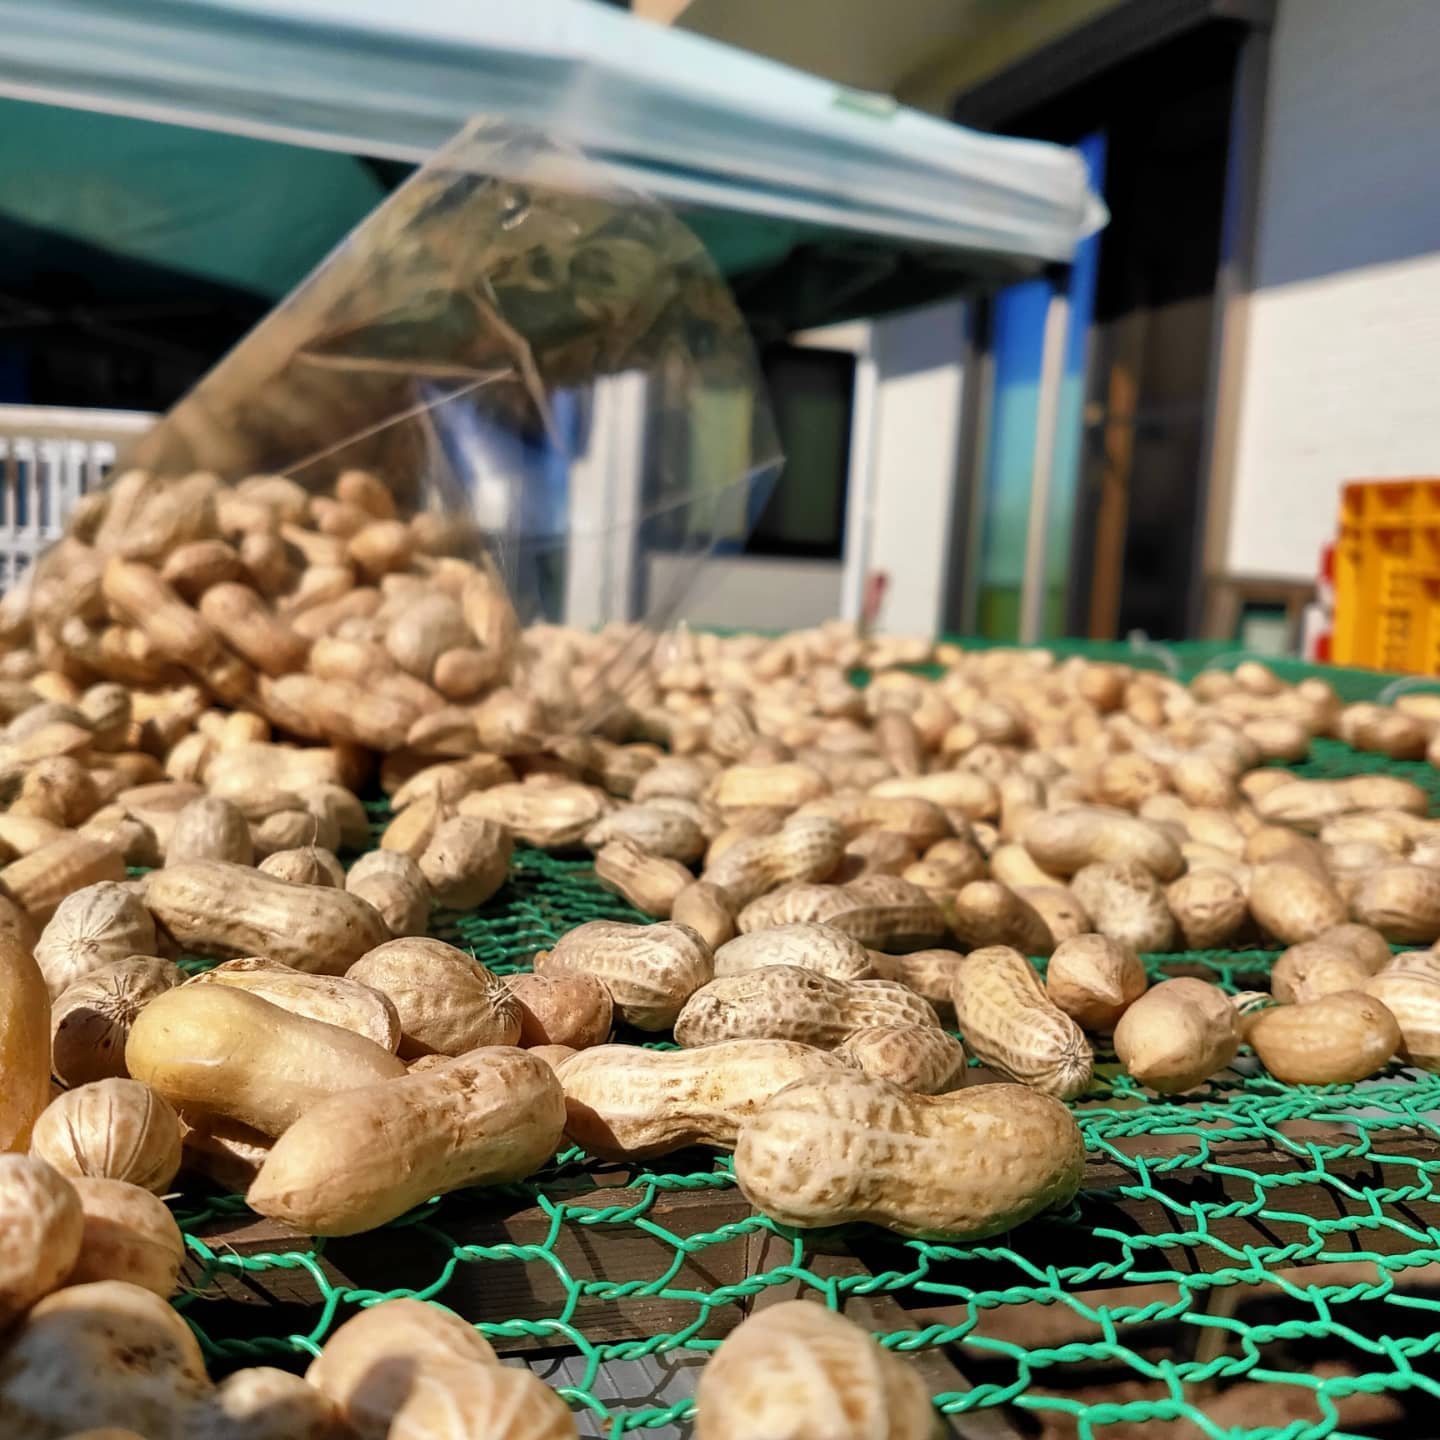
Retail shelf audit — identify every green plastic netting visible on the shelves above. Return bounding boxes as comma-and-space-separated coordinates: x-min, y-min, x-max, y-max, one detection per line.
164, 653, 1440, 1438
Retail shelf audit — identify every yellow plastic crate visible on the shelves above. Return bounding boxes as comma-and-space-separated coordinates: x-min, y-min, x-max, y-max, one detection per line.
1332, 478, 1440, 673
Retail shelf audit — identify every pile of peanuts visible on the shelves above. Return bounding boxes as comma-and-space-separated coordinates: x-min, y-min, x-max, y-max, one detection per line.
3, 465, 1440, 1433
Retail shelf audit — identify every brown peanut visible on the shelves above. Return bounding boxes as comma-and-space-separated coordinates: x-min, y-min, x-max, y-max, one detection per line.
1045, 933, 1147, 1031
1113, 977, 1240, 1092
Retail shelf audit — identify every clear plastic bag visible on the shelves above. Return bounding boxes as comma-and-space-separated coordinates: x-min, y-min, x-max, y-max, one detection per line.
26, 118, 781, 730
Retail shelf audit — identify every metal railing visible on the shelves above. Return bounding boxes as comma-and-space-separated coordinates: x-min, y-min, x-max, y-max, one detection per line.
0, 406, 154, 589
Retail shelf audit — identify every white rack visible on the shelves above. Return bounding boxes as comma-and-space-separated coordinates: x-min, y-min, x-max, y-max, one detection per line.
0, 406, 154, 589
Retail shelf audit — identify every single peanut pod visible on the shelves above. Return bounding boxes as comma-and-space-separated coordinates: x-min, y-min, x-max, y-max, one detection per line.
1363, 970, 1440, 1069
259, 846, 347, 887
186, 1365, 347, 1440
1167, 867, 1249, 949
505, 971, 613, 1050
734, 1072, 1084, 1239
1353, 863, 1440, 943
1113, 977, 1240, 1092
554, 1039, 854, 1160
0, 1155, 83, 1325
710, 763, 830, 813
199, 582, 310, 677
1045, 933, 1147, 1031
1015, 883, 1091, 947
33, 880, 157, 1001
67, 1176, 185, 1297
0, 936, 49, 1151
0, 1278, 210, 1435
29, 1078, 182, 1193
459, 780, 610, 849
144, 861, 390, 975
990, 842, 1062, 889
676, 966, 938, 1049
1068, 862, 1176, 954
1256, 775, 1428, 831
713, 922, 874, 982
1249, 860, 1348, 944
345, 849, 430, 937
247, 1047, 565, 1235
166, 795, 254, 867
50, 957, 182, 1087
949, 880, 1054, 956
671, 881, 737, 951
126, 985, 405, 1137
1249, 991, 1400, 1085
189, 957, 402, 1051
594, 838, 692, 918
836, 1025, 968, 1094
348, 937, 519, 1058
160, 538, 246, 600
0, 834, 126, 926
100, 557, 217, 667
534, 920, 713, 1031
694, 1299, 936, 1440
417, 814, 512, 909
738, 876, 948, 951
1022, 807, 1184, 880
951, 946, 1092, 1098
867, 948, 963, 1020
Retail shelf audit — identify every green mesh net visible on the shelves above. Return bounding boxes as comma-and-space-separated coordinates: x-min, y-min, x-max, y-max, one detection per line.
165, 655, 1440, 1438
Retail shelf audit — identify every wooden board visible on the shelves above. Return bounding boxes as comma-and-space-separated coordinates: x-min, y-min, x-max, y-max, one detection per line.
183, 1123, 1440, 1359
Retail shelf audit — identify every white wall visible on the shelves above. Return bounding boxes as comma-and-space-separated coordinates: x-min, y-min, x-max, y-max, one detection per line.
862, 301, 967, 634
650, 554, 842, 630
1227, 0, 1440, 580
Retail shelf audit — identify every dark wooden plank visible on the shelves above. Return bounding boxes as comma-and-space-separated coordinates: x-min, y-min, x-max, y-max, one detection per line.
182, 1120, 1440, 1360
183, 1165, 756, 1358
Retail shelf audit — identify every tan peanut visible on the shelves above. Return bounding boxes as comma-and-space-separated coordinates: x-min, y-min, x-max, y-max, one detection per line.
951, 946, 1092, 1098
29, 1079, 182, 1193
836, 1025, 967, 1094
1271, 924, 1392, 1003
505, 972, 613, 1050
347, 937, 519, 1057
0, 937, 52, 1154
190, 957, 402, 1051
675, 966, 938, 1049
1353, 863, 1440, 943
869, 770, 999, 820
694, 1300, 935, 1440
534, 920, 713, 1030
126, 984, 405, 1137
1363, 970, 1440, 1070
1045, 934, 1147, 1031
0, 834, 126, 925
459, 780, 610, 848
1167, 867, 1249, 949
702, 815, 846, 908
585, 804, 707, 863
51, 957, 182, 1087
34, 881, 158, 1001
737, 876, 947, 950
1022, 807, 1184, 880
247, 1047, 566, 1235
1068, 862, 1176, 954
1249, 992, 1400, 1084
345, 849, 430, 936
734, 1072, 1084, 1238
1248, 861, 1348, 944
594, 838, 692, 917
555, 1040, 854, 1160
0, 1155, 83, 1325
1113, 978, 1240, 1092
1255, 775, 1428, 831
145, 861, 390, 974
670, 881, 737, 950
258, 845, 347, 887
416, 814, 512, 909
713, 922, 874, 982
868, 948, 964, 1020
166, 795, 254, 867
68, 1176, 185, 1298
949, 880, 1055, 955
